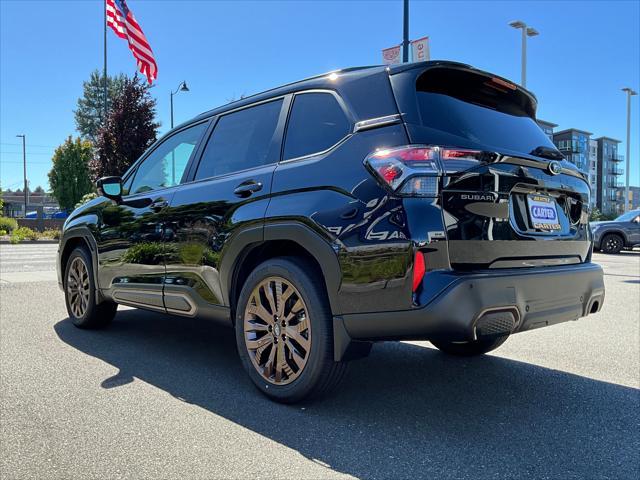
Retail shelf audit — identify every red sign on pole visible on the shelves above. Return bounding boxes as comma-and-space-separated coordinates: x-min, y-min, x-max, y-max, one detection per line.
382, 45, 402, 65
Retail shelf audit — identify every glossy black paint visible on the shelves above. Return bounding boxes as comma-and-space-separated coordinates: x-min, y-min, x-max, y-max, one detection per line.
58, 61, 601, 348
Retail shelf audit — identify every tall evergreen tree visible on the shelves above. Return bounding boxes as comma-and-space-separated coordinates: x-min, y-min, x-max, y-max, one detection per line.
48, 137, 95, 212
74, 70, 127, 144
91, 75, 159, 180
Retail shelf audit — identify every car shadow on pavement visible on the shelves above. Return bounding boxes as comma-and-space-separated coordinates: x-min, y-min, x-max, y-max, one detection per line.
54, 310, 639, 479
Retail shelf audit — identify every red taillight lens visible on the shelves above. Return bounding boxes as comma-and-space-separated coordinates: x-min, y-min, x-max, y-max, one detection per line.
440, 148, 484, 173
412, 251, 426, 292
365, 145, 493, 196
365, 146, 440, 195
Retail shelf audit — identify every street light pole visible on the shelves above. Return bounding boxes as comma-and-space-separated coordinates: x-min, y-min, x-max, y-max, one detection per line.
16, 134, 27, 217
170, 80, 189, 129
509, 21, 539, 88
622, 87, 637, 212
402, 0, 410, 63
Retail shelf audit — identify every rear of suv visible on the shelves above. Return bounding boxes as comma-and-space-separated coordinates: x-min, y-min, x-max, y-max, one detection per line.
58, 61, 605, 403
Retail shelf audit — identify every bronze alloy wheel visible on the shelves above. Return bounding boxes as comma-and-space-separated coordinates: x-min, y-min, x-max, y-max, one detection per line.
67, 256, 90, 319
243, 276, 311, 385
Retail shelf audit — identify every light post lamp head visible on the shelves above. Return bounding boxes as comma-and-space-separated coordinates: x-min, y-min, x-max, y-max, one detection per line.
509, 20, 526, 29
526, 27, 539, 37
179, 81, 189, 92
622, 87, 638, 96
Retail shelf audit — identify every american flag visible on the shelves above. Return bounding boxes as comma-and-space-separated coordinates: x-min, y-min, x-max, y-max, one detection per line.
106, 0, 158, 84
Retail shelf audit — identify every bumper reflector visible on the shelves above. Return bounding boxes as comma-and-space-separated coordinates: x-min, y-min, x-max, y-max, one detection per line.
412, 251, 426, 292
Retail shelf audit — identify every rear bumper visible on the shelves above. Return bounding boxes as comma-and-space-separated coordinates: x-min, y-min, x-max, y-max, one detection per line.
335, 262, 604, 354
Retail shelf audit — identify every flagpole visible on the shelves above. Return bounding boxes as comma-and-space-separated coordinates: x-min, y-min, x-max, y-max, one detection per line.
103, 0, 108, 122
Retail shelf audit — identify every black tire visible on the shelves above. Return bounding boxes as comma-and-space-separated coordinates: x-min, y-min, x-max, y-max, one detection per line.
64, 247, 117, 329
431, 335, 508, 357
600, 233, 624, 254
235, 257, 347, 403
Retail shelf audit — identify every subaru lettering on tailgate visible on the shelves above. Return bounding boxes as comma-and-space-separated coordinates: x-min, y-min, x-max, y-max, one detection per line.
528, 195, 561, 231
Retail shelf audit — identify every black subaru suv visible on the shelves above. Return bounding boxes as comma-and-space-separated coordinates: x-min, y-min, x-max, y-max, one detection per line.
58, 61, 605, 403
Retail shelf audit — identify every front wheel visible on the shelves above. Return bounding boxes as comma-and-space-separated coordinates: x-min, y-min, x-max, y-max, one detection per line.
431, 335, 508, 357
64, 247, 117, 329
600, 233, 624, 254
235, 257, 347, 403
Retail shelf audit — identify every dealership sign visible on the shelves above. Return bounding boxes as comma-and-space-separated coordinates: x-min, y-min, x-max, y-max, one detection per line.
382, 45, 401, 65
383, 36, 430, 65
411, 36, 430, 62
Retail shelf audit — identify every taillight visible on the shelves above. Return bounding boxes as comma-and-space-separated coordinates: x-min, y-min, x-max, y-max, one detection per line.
364, 145, 492, 196
365, 146, 439, 196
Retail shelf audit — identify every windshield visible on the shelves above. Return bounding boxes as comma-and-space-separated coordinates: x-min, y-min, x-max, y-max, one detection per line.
415, 68, 560, 157
615, 211, 640, 222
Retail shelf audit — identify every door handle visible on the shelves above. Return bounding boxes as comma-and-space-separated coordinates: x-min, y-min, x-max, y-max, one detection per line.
234, 181, 263, 198
149, 200, 169, 211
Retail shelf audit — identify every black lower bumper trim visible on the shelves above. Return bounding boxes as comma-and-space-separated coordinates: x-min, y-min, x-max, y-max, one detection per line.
340, 262, 604, 343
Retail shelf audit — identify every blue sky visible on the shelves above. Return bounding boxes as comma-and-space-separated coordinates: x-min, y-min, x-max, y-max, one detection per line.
1, 0, 639, 191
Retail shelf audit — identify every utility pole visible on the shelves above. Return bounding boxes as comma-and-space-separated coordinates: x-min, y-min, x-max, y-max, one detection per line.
104, 0, 108, 122
402, 0, 410, 63
16, 134, 27, 216
508, 21, 539, 88
622, 87, 637, 212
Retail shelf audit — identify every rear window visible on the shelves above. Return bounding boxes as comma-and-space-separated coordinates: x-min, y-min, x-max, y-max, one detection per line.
414, 68, 557, 156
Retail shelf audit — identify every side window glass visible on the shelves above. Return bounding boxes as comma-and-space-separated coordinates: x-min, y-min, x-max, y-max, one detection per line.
121, 172, 134, 196
129, 122, 207, 195
283, 92, 350, 160
195, 99, 283, 180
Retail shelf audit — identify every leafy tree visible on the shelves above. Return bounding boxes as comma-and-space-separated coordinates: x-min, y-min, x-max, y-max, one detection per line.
32, 185, 45, 194
74, 70, 127, 144
91, 75, 159, 180
48, 137, 95, 212
0, 183, 4, 212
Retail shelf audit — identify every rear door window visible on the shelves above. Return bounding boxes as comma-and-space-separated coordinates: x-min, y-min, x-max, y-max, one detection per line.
283, 92, 350, 160
195, 99, 283, 180
412, 68, 557, 156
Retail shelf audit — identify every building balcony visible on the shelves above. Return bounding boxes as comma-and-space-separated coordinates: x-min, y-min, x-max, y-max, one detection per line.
557, 144, 584, 154
609, 153, 624, 163
609, 166, 623, 176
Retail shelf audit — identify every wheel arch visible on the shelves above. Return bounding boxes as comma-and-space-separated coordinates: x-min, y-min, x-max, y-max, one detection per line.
601, 229, 628, 246
222, 222, 342, 322
59, 227, 104, 302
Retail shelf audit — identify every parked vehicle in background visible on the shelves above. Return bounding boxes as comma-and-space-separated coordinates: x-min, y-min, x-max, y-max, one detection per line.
591, 209, 640, 254
57, 61, 605, 403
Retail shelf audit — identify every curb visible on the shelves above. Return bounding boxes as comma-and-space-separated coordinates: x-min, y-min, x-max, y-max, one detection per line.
0, 239, 59, 245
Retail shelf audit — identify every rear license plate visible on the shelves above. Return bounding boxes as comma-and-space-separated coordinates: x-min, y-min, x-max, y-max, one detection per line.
527, 194, 561, 231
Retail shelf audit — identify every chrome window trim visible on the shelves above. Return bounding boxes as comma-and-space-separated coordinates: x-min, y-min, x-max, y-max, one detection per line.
280, 89, 354, 164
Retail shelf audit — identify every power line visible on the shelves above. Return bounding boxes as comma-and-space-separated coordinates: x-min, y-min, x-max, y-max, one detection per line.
0, 142, 56, 149
0, 151, 53, 156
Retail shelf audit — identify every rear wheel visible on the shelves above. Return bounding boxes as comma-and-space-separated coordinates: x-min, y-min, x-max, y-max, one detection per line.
431, 335, 508, 357
235, 257, 347, 403
600, 233, 624, 254
64, 247, 117, 329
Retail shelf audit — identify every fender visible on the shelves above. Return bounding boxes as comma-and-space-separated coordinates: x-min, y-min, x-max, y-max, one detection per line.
219, 221, 343, 315
59, 225, 106, 303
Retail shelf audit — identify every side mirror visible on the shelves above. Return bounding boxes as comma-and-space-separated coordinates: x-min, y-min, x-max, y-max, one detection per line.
97, 176, 123, 201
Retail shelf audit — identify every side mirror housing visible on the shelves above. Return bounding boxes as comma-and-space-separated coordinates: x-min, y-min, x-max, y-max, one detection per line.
97, 176, 123, 201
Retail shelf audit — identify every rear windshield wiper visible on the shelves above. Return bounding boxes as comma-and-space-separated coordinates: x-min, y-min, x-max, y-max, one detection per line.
529, 146, 564, 161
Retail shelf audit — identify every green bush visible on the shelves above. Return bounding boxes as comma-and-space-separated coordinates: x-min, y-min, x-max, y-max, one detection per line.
10, 226, 39, 243
75, 192, 99, 209
41, 228, 62, 240
0, 216, 18, 233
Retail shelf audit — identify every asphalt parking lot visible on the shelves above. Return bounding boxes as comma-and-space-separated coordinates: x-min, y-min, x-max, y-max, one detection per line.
1, 243, 638, 479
